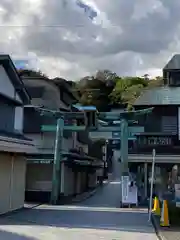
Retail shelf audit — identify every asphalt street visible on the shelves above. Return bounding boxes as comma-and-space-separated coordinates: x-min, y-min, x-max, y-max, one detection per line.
0, 177, 158, 240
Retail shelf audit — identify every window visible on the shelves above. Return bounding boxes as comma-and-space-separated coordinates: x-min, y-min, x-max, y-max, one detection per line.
0, 101, 15, 132
169, 71, 180, 86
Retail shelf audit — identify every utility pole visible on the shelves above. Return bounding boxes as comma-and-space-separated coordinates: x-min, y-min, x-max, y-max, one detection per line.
51, 118, 64, 205
120, 118, 129, 175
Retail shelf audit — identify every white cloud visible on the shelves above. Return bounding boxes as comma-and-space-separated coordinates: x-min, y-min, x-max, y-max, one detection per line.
0, 0, 180, 79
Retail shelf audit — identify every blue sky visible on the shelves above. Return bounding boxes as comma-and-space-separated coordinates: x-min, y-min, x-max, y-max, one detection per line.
13, 60, 30, 69
13, 53, 39, 70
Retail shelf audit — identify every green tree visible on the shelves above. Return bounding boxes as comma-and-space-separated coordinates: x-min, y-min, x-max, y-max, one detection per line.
122, 84, 144, 110
78, 76, 112, 111
77, 70, 117, 111
147, 76, 163, 88
109, 76, 148, 106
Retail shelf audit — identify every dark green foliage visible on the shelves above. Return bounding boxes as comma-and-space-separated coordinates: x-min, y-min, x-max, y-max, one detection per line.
18, 68, 164, 110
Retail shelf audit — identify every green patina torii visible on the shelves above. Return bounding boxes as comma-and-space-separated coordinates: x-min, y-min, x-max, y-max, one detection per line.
40, 106, 153, 204
119, 108, 153, 175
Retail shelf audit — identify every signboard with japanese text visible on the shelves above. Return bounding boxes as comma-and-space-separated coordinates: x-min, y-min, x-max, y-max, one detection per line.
27, 159, 53, 164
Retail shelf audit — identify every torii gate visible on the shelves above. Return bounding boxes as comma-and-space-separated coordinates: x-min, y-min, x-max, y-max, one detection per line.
41, 106, 153, 204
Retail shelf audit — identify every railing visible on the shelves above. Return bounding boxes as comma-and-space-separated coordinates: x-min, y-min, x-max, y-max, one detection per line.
129, 146, 180, 154
128, 133, 180, 154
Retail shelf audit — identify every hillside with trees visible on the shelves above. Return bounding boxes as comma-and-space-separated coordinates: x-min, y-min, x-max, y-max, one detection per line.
18, 68, 163, 110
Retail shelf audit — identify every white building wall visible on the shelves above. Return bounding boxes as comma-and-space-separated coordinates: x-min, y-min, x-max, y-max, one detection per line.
0, 153, 26, 214
22, 77, 69, 110
14, 107, 24, 133
25, 133, 74, 154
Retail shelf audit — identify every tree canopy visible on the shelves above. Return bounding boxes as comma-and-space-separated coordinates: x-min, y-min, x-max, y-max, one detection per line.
18, 68, 163, 110
76, 71, 163, 110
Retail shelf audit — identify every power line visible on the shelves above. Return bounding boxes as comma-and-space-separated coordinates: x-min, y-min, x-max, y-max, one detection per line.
0, 24, 91, 28
0, 24, 121, 28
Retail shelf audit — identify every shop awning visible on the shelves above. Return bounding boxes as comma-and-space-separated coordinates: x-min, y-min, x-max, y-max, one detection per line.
128, 154, 180, 163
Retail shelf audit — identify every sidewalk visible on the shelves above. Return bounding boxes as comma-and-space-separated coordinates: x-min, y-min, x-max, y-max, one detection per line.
152, 214, 180, 240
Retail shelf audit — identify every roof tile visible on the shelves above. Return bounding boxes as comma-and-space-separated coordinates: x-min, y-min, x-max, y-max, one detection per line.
134, 86, 180, 106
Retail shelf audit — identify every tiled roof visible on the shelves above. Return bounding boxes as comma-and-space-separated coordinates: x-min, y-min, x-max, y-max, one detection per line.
163, 54, 180, 70
0, 130, 32, 141
26, 86, 45, 98
134, 86, 180, 106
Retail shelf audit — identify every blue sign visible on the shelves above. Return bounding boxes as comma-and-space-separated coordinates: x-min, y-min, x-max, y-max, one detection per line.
112, 132, 120, 138
73, 104, 96, 111
111, 126, 144, 140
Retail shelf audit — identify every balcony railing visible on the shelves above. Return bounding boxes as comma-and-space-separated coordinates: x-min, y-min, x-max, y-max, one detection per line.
128, 133, 180, 154
129, 146, 180, 154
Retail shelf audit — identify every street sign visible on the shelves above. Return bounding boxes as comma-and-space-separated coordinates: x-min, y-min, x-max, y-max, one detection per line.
27, 159, 53, 164
73, 104, 97, 111
112, 126, 144, 139
112, 132, 120, 138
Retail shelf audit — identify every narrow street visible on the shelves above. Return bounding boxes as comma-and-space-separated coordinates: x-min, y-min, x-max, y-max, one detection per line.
0, 177, 158, 240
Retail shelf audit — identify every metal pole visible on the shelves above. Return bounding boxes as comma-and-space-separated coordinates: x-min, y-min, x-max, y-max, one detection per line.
120, 118, 129, 205
51, 118, 64, 205
120, 118, 129, 175
72, 119, 77, 148
148, 148, 156, 222
144, 162, 148, 199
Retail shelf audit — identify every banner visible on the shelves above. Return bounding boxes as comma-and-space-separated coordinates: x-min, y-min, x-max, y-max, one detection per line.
121, 176, 138, 205
121, 176, 129, 201
175, 183, 180, 207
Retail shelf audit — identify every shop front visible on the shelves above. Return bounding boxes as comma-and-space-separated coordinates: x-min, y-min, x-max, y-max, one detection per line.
128, 154, 180, 205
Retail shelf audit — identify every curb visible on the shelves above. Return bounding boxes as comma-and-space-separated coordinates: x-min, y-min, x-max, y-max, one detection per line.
151, 214, 166, 240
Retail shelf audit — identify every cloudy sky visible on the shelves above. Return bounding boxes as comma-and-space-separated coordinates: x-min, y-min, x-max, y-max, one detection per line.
0, 0, 180, 80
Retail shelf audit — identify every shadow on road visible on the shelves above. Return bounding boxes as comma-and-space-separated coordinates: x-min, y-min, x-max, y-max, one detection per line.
0, 229, 36, 240
0, 179, 155, 237
0, 206, 154, 234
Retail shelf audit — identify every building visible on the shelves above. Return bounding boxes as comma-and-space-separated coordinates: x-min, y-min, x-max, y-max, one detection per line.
130, 54, 180, 201
0, 55, 36, 214
23, 77, 104, 203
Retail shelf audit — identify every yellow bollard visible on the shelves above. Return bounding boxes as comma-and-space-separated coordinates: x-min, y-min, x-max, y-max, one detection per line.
160, 200, 170, 227
152, 196, 161, 216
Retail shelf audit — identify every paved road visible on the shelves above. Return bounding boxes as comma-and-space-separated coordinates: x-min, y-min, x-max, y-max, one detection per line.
0, 178, 158, 239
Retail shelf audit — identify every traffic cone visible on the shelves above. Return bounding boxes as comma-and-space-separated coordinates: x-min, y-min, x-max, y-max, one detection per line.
160, 200, 170, 227
152, 197, 161, 216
